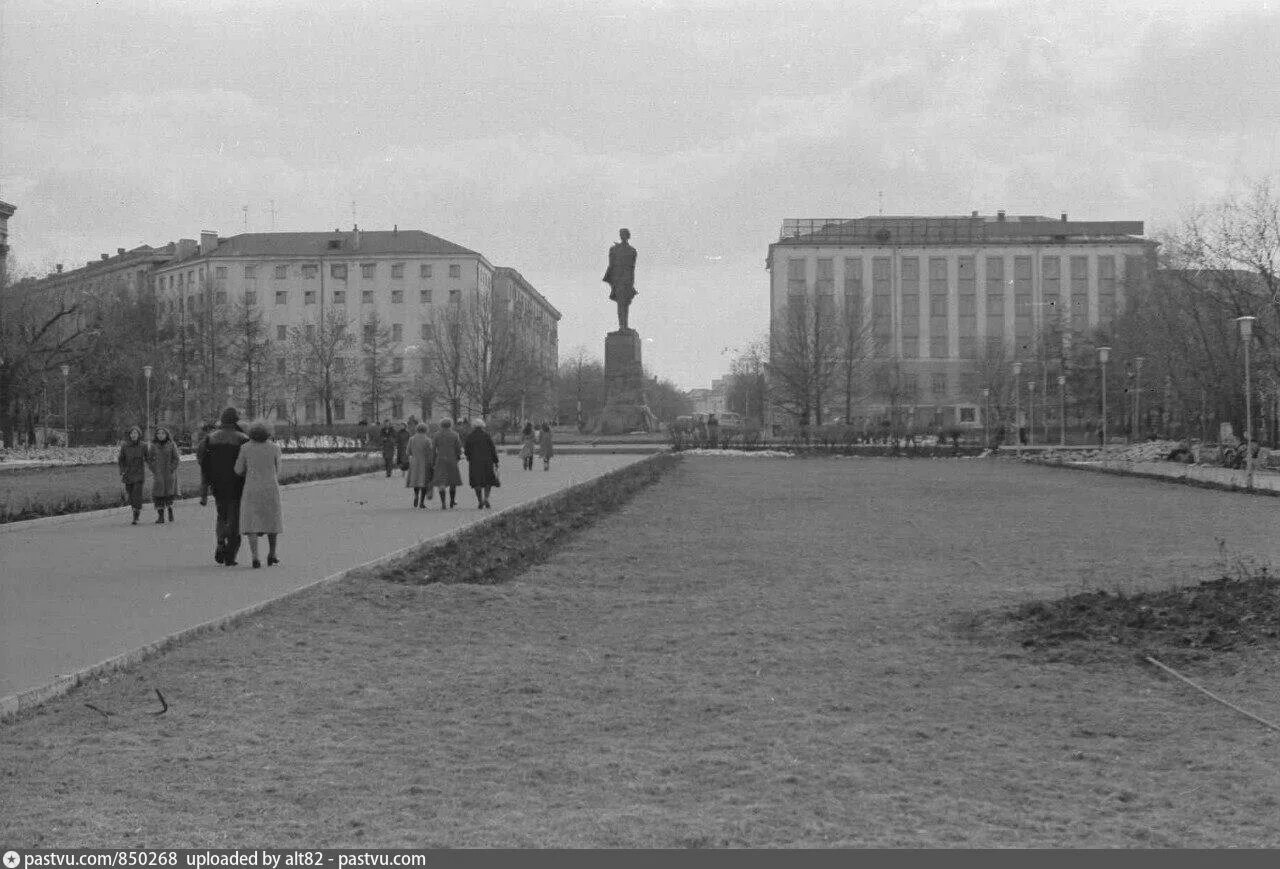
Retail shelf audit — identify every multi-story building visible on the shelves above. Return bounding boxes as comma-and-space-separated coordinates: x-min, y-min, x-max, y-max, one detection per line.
766, 212, 1157, 431
151, 227, 559, 425
0, 200, 15, 285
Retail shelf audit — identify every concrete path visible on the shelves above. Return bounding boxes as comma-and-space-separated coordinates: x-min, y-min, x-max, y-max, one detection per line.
1045, 458, 1280, 493
0, 454, 647, 703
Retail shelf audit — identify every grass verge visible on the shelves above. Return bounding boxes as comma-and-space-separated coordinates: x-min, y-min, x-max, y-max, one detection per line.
0, 456, 382, 524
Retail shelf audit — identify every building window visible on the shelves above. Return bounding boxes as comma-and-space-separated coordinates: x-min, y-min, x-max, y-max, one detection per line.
304, 400, 316, 422
985, 256, 1004, 292
1098, 256, 1116, 293
334, 357, 346, 374
391, 323, 402, 342
901, 294, 919, 318
275, 291, 287, 305
420, 323, 435, 340
902, 374, 918, 399
1042, 256, 1060, 295
391, 263, 404, 279
1014, 256, 1032, 297
305, 324, 315, 340
363, 323, 375, 340
816, 258, 834, 295
931, 372, 948, 397
929, 295, 948, 317
333, 290, 346, 305
986, 336, 1003, 356
302, 264, 318, 280
843, 257, 863, 296
331, 264, 348, 280
391, 290, 404, 304
901, 257, 920, 296
244, 291, 257, 307
304, 290, 316, 305
420, 289, 432, 304
448, 289, 460, 303
449, 264, 461, 279
244, 265, 256, 279
391, 398, 403, 419
930, 335, 948, 358
392, 357, 403, 374
959, 407, 976, 423
274, 265, 287, 279
902, 336, 918, 358
275, 400, 288, 420
361, 263, 375, 279
277, 325, 287, 341
959, 336, 976, 358
215, 291, 227, 305
1015, 294, 1032, 317
186, 295, 194, 311
362, 289, 374, 304
986, 294, 1004, 316
959, 295, 976, 317
420, 264, 432, 278
1070, 256, 1088, 294
276, 357, 286, 375
334, 400, 346, 421
929, 257, 948, 294
1043, 294, 1061, 319
215, 267, 227, 280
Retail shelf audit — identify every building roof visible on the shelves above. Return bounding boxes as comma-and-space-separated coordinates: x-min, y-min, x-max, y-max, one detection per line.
773, 215, 1149, 248
182, 229, 480, 261
15, 243, 175, 293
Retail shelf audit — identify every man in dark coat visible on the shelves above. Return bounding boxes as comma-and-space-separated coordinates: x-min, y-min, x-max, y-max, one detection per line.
602, 228, 637, 331
200, 407, 250, 566
379, 421, 396, 477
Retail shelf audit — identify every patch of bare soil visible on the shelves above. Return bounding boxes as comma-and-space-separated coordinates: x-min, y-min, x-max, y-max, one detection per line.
1000, 574, 1280, 666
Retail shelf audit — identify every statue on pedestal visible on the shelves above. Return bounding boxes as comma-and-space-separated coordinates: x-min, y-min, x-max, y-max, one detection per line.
602, 228, 637, 331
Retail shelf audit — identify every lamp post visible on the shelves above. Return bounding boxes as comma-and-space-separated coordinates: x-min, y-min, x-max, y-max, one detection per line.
60, 364, 70, 447
982, 387, 990, 449
182, 378, 189, 443
1057, 374, 1067, 446
1026, 380, 1037, 446
1098, 347, 1111, 449
143, 365, 153, 441
1133, 356, 1145, 442
1237, 316, 1256, 489
1012, 361, 1023, 454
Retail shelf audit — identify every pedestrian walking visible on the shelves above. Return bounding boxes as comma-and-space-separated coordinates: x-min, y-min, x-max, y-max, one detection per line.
146, 425, 180, 524
379, 421, 396, 477
431, 418, 464, 509
405, 422, 436, 508
519, 421, 536, 471
235, 420, 283, 569
706, 412, 720, 449
117, 426, 148, 525
395, 422, 410, 474
538, 422, 554, 471
464, 418, 500, 509
201, 407, 250, 566
195, 421, 216, 505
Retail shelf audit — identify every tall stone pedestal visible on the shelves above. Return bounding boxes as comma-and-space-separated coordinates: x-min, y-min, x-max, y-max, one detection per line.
595, 329, 656, 434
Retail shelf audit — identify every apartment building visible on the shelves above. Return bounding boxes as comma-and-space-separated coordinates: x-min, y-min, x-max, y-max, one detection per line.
766, 212, 1157, 430
152, 227, 559, 425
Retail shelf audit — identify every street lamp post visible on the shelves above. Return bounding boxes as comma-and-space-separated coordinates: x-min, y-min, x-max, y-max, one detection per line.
982, 387, 990, 449
1237, 316, 1257, 489
143, 365, 153, 441
1012, 361, 1023, 454
1026, 380, 1036, 446
1133, 356, 1145, 442
182, 378, 190, 443
60, 364, 70, 447
1057, 374, 1067, 446
1098, 347, 1111, 449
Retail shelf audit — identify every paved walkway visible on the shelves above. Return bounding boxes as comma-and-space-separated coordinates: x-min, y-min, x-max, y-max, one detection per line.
1044, 457, 1280, 493
0, 454, 646, 703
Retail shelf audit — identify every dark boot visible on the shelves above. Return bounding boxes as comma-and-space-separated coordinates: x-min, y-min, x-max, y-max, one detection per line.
132, 508, 141, 525
156, 510, 165, 524
439, 490, 447, 509
167, 505, 174, 522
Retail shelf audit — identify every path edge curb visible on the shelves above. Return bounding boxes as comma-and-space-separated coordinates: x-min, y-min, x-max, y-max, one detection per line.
0, 452, 676, 723
1025, 458, 1280, 497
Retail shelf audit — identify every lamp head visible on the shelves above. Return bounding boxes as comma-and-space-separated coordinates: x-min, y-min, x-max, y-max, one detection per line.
143, 365, 152, 379
1057, 375, 1066, 386
1098, 346, 1111, 364
1237, 315, 1256, 340
1012, 362, 1022, 376
60, 364, 69, 376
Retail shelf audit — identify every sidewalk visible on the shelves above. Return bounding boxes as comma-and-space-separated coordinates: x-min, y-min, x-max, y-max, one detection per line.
1035, 456, 1280, 494
0, 454, 646, 706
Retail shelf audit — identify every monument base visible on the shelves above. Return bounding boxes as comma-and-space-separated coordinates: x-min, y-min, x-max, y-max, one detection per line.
594, 328, 656, 434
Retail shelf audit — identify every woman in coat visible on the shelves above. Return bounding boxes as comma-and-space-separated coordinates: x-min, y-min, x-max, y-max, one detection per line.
537, 422, 554, 472
404, 422, 436, 508
146, 425, 180, 524
379, 422, 396, 477
431, 418, 464, 509
234, 420, 283, 568
117, 426, 148, 524
394, 423, 411, 473
519, 421, 536, 471
463, 418, 500, 509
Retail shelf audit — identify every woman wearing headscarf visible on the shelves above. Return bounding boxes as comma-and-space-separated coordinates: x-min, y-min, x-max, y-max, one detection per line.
519, 421, 536, 471
405, 422, 436, 508
234, 420, 283, 568
463, 418, 500, 509
146, 425, 180, 524
117, 425, 148, 525
431, 418, 464, 509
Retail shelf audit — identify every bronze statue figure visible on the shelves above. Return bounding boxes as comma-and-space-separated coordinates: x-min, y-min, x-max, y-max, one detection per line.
602, 228, 637, 331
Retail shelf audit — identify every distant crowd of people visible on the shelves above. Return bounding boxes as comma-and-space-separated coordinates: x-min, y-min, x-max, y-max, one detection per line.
115, 410, 558, 568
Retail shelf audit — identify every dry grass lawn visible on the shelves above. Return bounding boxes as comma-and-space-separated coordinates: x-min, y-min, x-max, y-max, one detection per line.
4, 456, 1280, 847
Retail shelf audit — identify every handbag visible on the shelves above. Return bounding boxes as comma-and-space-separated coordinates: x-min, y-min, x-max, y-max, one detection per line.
492, 472, 500, 488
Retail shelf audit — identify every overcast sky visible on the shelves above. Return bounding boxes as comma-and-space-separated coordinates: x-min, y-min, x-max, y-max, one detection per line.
3, 0, 1277, 388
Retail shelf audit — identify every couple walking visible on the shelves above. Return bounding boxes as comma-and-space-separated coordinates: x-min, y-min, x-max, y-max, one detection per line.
199, 407, 283, 568
405, 417, 499, 509
116, 425, 181, 525
518, 422, 555, 471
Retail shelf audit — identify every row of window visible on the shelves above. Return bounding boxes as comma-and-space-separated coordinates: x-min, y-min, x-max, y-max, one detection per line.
806, 290, 1115, 322
157, 262, 466, 292
789, 254, 1124, 295
280, 398, 406, 423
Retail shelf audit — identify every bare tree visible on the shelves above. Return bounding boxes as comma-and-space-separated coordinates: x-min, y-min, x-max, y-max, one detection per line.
767, 293, 842, 425
458, 288, 524, 419
225, 298, 274, 419
421, 302, 467, 422
358, 310, 406, 422
287, 307, 356, 425
726, 336, 769, 427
